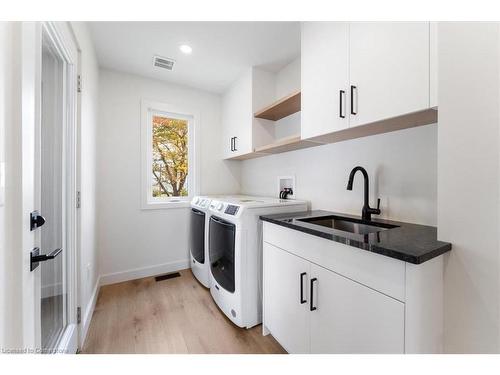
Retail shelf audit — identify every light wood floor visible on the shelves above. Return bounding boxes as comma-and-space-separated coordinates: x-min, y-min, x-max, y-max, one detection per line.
81, 269, 286, 354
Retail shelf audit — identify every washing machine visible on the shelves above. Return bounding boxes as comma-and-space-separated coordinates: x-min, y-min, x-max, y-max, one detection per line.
189, 196, 214, 288
208, 196, 307, 328
189, 195, 249, 288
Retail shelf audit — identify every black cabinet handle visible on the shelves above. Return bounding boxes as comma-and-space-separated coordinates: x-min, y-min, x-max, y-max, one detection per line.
30, 247, 63, 272
339, 90, 345, 118
310, 277, 317, 311
230, 137, 234, 151
233, 136, 237, 151
350, 85, 358, 115
300, 272, 307, 304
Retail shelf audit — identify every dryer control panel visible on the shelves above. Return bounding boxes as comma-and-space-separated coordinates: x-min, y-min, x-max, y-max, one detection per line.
209, 200, 241, 217
224, 205, 239, 215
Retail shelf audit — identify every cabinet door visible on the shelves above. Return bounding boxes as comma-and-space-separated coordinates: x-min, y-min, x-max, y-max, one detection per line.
349, 22, 429, 127
221, 69, 253, 159
310, 263, 405, 353
301, 22, 349, 139
263, 242, 310, 353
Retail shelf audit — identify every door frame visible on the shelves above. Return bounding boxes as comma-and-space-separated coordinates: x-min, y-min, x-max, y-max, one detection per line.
22, 21, 79, 353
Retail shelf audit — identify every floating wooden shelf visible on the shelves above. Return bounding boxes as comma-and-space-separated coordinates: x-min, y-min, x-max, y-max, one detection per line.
254, 134, 322, 154
227, 108, 438, 161
254, 90, 301, 121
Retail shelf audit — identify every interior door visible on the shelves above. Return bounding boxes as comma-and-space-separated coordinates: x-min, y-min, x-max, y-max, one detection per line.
349, 22, 429, 127
263, 242, 310, 354
39, 30, 67, 351
26, 22, 79, 354
301, 22, 349, 139
309, 263, 405, 353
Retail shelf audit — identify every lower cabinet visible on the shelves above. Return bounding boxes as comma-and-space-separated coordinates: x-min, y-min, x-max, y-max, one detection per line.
263, 242, 405, 353
263, 242, 310, 353
309, 262, 404, 353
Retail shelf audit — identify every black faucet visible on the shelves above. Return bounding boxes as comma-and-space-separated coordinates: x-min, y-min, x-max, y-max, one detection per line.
346, 166, 381, 221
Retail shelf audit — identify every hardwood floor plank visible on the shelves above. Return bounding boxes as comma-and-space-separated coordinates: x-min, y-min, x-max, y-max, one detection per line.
81, 269, 286, 354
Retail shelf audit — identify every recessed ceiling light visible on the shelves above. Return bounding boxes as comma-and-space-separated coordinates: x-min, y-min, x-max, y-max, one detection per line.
179, 44, 192, 54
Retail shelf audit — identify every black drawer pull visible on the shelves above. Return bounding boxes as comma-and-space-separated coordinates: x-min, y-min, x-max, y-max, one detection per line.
310, 277, 317, 311
339, 90, 345, 118
300, 272, 307, 304
350, 85, 358, 115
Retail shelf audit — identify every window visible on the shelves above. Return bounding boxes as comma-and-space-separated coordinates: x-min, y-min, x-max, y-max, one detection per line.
141, 100, 199, 209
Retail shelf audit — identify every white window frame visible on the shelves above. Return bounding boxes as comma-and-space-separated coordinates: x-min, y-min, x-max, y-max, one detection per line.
141, 99, 200, 209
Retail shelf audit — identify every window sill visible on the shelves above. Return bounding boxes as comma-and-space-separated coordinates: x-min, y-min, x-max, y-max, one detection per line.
141, 200, 191, 210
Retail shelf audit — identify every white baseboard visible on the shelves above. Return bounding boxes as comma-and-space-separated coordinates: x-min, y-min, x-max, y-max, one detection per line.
79, 278, 100, 348
99, 259, 190, 286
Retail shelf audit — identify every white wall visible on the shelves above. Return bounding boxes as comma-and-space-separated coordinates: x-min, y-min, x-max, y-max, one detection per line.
241, 123, 438, 226
438, 23, 500, 353
97, 69, 239, 283
275, 57, 301, 98
70, 22, 100, 346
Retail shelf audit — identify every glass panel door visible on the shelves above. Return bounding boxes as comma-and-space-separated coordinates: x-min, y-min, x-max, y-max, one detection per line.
39, 30, 67, 352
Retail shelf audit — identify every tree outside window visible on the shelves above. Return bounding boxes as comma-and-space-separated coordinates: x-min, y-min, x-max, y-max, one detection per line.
151, 115, 189, 198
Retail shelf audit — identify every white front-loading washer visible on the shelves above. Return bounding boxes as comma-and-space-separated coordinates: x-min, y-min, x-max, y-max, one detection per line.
208, 196, 307, 328
189, 196, 214, 288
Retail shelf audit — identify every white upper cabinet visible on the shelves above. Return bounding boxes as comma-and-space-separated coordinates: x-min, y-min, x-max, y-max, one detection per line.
221, 69, 253, 159
223, 23, 436, 159
221, 67, 276, 159
301, 22, 433, 140
349, 22, 430, 127
301, 22, 349, 139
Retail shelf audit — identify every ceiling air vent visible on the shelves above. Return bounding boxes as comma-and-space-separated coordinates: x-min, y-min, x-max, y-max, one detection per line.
153, 55, 175, 71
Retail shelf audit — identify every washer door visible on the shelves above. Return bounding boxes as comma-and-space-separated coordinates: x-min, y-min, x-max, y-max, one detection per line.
190, 208, 206, 263
209, 215, 236, 293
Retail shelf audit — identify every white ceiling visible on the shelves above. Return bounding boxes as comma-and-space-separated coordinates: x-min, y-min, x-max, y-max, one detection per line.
88, 22, 301, 94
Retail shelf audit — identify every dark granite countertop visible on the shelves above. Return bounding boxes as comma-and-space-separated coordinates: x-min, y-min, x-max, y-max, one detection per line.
260, 210, 451, 264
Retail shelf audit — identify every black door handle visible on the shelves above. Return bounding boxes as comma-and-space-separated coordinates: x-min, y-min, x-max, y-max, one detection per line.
30, 247, 63, 272
30, 210, 46, 231
310, 277, 317, 311
300, 272, 307, 304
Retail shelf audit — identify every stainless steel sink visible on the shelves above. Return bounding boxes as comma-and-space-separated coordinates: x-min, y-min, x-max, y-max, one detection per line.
297, 215, 398, 235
